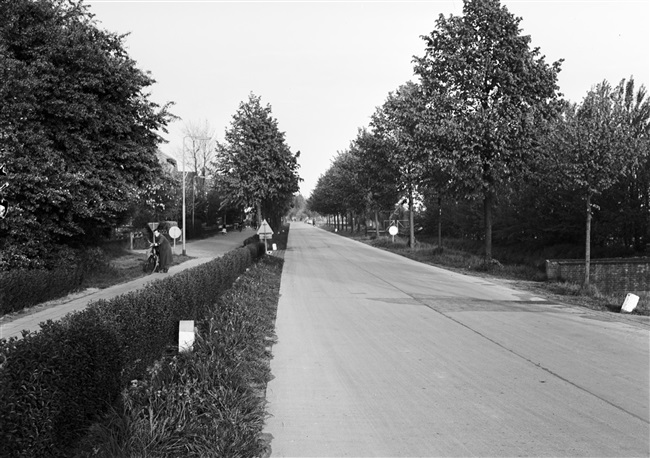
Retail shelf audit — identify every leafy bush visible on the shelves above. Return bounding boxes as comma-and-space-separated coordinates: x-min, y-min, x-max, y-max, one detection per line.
73, 256, 283, 457
0, 242, 266, 456
0, 309, 122, 457
0, 264, 85, 315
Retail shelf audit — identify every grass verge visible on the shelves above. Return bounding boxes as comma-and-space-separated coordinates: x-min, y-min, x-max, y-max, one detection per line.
80, 247, 192, 290
330, 228, 649, 316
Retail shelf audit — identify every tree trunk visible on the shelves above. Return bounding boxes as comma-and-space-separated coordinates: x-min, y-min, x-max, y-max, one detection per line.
584, 193, 592, 287
256, 201, 262, 229
409, 188, 415, 249
192, 176, 195, 231
437, 195, 442, 248
375, 209, 380, 238
484, 190, 493, 261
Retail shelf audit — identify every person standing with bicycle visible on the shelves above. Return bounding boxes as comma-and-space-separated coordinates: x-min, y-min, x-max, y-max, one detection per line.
152, 229, 173, 273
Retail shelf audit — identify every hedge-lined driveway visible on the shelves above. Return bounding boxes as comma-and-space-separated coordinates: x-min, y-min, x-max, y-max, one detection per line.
0, 230, 253, 340
264, 222, 649, 457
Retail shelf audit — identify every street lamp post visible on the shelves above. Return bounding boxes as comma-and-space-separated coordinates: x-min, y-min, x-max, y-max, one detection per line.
182, 137, 189, 256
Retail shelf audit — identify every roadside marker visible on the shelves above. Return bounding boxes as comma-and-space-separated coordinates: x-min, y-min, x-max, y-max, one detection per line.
621, 293, 639, 313
179, 320, 195, 352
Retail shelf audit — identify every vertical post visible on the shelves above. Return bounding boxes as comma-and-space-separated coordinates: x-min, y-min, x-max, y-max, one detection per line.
438, 195, 442, 248
182, 146, 187, 256
409, 188, 415, 249
585, 193, 592, 287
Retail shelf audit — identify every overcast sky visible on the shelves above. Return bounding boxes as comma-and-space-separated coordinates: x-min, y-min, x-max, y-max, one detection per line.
86, 0, 649, 197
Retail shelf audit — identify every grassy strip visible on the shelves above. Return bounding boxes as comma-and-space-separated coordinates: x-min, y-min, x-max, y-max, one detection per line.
333, 229, 649, 316
0, 245, 192, 318
72, 255, 283, 457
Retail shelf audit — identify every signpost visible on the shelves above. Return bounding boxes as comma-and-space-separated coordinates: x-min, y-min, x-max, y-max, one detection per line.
389, 225, 398, 243
257, 219, 274, 253
169, 226, 182, 253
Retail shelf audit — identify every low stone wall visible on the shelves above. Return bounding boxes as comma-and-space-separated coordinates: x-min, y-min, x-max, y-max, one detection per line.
546, 258, 650, 293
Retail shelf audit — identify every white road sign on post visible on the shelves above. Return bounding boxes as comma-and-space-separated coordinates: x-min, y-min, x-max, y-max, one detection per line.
169, 226, 182, 253
257, 219, 274, 252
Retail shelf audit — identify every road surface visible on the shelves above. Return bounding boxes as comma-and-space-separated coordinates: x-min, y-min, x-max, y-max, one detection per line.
0, 229, 253, 340
264, 223, 650, 457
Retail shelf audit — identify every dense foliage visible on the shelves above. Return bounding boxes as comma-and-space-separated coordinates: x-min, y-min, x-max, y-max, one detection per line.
0, 263, 83, 315
308, 0, 649, 273
213, 93, 301, 231
74, 255, 282, 457
0, 243, 264, 456
0, 0, 174, 270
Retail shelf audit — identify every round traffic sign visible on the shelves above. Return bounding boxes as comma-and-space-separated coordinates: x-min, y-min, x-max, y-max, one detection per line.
169, 226, 182, 239
388, 225, 398, 236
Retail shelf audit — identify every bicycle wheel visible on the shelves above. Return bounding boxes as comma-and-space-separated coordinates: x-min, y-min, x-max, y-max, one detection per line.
144, 255, 157, 274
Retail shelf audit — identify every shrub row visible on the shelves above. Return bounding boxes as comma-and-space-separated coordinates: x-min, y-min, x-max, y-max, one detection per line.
74, 256, 283, 457
0, 242, 265, 457
0, 265, 85, 316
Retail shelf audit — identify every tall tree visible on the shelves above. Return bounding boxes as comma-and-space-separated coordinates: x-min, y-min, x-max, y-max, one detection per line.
181, 120, 215, 230
349, 128, 400, 237
213, 93, 301, 230
372, 82, 430, 248
0, 0, 174, 269
549, 79, 645, 286
414, 0, 562, 261
308, 171, 339, 225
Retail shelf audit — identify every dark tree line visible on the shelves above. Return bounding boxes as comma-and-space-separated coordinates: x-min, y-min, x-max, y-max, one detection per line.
309, 0, 649, 286
0, 0, 175, 269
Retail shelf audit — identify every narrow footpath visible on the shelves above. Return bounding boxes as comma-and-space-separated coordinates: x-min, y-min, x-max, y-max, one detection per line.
0, 230, 252, 340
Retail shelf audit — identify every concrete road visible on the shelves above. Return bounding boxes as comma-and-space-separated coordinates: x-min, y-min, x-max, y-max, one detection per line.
0, 229, 253, 340
264, 223, 650, 457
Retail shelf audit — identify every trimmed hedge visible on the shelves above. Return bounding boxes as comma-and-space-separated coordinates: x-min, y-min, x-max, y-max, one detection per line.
0, 265, 84, 316
74, 256, 284, 457
0, 242, 265, 457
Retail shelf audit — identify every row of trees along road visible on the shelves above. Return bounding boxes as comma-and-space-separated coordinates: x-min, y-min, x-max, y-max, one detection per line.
308, 0, 649, 287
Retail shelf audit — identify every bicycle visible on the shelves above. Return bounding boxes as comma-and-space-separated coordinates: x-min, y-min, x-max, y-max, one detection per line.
143, 242, 160, 274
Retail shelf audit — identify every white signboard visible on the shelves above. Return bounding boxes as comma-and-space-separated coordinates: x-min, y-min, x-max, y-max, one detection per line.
257, 219, 274, 239
169, 226, 182, 239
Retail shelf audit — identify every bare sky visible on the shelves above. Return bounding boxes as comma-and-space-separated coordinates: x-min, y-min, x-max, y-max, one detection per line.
87, 0, 650, 197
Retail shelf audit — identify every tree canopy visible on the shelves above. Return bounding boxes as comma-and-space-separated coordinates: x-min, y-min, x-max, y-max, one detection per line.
546, 78, 649, 285
308, 0, 648, 269
413, 0, 563, 259
213, 93, 301, 230
0, 0, 174, 269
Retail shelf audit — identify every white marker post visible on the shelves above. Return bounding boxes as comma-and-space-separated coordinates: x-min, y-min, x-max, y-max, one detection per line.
621, 293, 639, 313
179, 320, 195, 352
